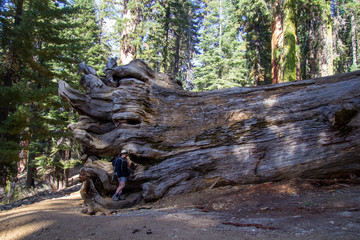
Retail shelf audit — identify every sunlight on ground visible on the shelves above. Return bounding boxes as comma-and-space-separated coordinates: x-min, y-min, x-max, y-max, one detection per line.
0, 192, 82, 240
276, 184, 298, 195
159, 212, 218, 228
0, 210, 43, 222
0, 220, 54, 240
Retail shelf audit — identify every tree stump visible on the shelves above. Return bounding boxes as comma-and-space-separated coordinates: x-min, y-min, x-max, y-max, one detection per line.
59, 59, 360, 212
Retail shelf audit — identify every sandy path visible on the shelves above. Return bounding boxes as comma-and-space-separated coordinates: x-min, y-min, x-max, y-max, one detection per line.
0, 192, 256, 240
1, 183, 360, 240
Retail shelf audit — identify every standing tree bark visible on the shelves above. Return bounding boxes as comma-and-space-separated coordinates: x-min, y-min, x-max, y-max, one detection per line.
119, 0, 139, 65
162, 2, 171, 72
283, 0, 297, 82
272, 0, 299, 83
319, 0, 334, 77
351, 14, 358, 69
308, 16, 318, 79
173, 32, 181, 77
271, 1, 283, 84
26, 150, 36, 188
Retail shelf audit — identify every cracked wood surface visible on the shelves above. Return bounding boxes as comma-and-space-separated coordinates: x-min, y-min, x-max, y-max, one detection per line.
59, 59, 360, 211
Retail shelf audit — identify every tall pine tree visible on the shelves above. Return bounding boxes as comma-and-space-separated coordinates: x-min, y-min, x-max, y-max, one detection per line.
194, 0, 249, 91
235, 0, 272, 85
0, 0, 105, 187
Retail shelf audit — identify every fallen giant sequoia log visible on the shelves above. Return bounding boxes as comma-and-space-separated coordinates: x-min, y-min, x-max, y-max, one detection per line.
59, 59, 360, 212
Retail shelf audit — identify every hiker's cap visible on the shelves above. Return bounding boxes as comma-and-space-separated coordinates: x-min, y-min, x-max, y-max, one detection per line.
121, 149, 128, 154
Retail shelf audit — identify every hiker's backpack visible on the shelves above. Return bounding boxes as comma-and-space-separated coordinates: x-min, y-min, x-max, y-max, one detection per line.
112, 157, 120, 178
112, 157, 129, 178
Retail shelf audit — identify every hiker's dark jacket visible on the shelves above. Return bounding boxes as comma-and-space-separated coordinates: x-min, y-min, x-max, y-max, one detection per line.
112, 157, 129, 177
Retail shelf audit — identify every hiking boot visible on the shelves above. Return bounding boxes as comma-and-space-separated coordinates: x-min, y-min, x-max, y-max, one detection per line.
118, 194, 126, 200
112, 194, 119, 201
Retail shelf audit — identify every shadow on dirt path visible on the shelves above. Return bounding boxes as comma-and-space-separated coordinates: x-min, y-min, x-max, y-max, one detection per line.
1, 179, 360, 240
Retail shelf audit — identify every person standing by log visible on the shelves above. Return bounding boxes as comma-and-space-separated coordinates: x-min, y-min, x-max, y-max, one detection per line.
112, 149, 132, 201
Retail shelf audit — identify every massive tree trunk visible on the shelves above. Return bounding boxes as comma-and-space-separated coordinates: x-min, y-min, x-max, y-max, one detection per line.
59, 59, 360, 212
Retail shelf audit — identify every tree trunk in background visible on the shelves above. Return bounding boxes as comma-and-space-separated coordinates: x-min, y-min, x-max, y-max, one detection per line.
319, 0, 333, 77
254, 22, 262, 86
59, 59, 360, 212
308, 19, 318, 78
185, 10, 193, 90
18, 140, 29, 173
162, 3, 171, 72
283, 0, 297, 82
351, 15, 358, 69
295, 22, 301, 81
326, 15, 334, 75
271, 1, 283, 84
173, 33, 181, 77
26, 150, 36, 188
119, 0, 137, 65
65, 149, 70, 187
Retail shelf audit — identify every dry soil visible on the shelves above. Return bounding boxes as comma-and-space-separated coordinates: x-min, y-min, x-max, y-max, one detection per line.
1, 179, 360, 240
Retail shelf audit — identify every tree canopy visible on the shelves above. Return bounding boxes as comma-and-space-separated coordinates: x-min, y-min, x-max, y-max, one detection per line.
0, 0, 359, 187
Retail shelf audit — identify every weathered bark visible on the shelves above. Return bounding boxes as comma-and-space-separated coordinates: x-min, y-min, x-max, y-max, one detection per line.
59, 59, 360, 212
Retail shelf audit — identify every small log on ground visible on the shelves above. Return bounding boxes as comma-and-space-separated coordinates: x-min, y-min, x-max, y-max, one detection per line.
59, 59, 360, 212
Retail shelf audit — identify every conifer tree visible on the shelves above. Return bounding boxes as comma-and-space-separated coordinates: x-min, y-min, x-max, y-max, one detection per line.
136, 0, 202, 88
70, 0, 111, 74
235, 0, 272, 85
193, 0, 249, 91
344, 0, 359, 71
0, 0, 104, 186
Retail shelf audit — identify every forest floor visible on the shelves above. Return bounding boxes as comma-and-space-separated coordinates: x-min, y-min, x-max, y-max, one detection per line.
1, 178, 360, 240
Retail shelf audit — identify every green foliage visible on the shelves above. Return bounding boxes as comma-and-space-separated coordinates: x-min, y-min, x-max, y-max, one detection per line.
134, 0, 202, 88
0, 0, 100, 185
1, 0, 359, 185
234, 0, 272, 85
33, 137, 81, 178
193, 0, 250, 91
295, 0, 358, 79
69, 0, 111, 74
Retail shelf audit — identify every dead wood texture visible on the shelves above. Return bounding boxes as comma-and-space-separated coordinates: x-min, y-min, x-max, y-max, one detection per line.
59, 59, 360, 212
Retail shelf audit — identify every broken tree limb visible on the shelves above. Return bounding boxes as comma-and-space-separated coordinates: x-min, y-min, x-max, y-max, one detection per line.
59, 59, 360, 211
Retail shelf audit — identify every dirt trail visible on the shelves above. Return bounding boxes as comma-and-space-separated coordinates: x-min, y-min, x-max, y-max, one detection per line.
1, 180, 360, 240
